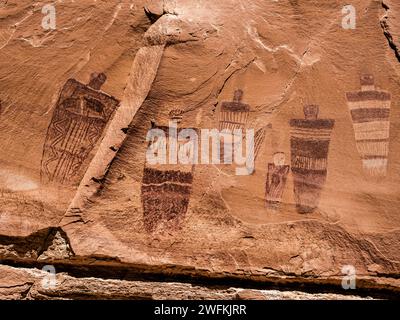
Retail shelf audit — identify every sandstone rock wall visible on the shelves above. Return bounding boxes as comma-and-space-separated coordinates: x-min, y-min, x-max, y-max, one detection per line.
0, 0, 399, 299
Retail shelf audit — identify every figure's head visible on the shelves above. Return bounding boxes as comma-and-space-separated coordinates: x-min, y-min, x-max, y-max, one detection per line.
88, 72, 107, 90
360, 74, 374, 85
169, 108, 184, 124
303, 104, 319, 120
233, 89, 244, 103
360, 74, 375, 91
273, 152, 286, 166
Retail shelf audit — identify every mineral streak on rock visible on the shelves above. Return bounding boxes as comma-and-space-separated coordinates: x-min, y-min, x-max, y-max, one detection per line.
61, 43, 165, 225
60, 12, 182, 225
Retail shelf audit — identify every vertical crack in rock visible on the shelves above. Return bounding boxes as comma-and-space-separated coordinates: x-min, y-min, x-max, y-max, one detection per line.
381, 1, 400, 63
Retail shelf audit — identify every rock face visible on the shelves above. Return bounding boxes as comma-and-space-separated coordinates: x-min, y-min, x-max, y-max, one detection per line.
0, 0, 400, 299
0, 264, 378, 300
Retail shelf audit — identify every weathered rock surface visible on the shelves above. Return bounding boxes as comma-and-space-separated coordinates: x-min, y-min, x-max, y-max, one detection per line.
0, 265, 377, 300
0, 0, 399, 299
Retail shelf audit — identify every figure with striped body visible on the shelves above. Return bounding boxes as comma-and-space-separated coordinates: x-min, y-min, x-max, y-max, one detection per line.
217, 90, 250, 164
290, 105, 335, 214
346, 74, 391, 177
141, 110, 197, 233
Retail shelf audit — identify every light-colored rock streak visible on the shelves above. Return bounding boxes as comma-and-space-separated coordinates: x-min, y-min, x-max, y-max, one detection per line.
60, 44, 165, 226
104, 2, 123, 32
0, 29, 14, 50
58, 13, 194, 226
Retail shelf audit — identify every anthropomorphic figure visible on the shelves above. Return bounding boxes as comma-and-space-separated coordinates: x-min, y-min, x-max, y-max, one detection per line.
141, 109, 197, 232
218, 89, 250, 164
290, 105, 335, 214
41, 73, 119, 186
265, 152, 290, 209
346, 74, 391, 177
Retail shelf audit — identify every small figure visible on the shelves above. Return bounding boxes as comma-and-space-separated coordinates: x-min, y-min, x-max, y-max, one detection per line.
265, 152, 290, 209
